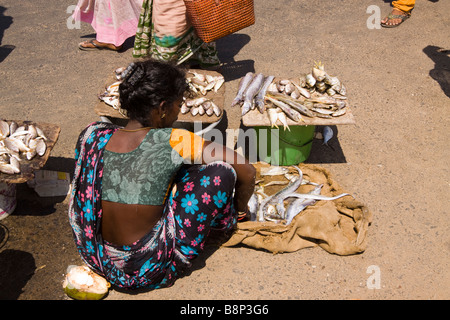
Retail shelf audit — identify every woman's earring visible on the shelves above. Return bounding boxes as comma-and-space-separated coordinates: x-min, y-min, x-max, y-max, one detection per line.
161, 113, 166, 119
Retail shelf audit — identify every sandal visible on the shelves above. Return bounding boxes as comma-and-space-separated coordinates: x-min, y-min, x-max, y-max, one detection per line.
381, 12, 411, 28
78, 39, 122, 52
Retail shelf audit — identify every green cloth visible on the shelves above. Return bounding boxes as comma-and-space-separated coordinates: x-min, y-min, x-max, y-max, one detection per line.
132, 0, 220, 68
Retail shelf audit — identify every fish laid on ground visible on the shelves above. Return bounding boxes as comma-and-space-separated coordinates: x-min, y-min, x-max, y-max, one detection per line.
241, 73, 265, 116
322, 126, 333, 148
231, 72, 254, 107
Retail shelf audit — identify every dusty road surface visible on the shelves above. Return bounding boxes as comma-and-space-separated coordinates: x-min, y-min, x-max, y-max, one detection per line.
0, 0, 449, 301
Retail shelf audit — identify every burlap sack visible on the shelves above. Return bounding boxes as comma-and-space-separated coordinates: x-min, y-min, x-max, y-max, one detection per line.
222, 163, 372, 255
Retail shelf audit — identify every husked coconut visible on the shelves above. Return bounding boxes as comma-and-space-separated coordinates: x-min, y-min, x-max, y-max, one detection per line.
63, 265, 110, 300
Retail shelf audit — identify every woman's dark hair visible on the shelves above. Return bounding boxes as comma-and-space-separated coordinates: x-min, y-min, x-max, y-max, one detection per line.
119, 58, 187, 126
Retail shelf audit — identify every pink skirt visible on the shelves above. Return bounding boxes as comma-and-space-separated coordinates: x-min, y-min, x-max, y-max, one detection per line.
73, 0, 143, 46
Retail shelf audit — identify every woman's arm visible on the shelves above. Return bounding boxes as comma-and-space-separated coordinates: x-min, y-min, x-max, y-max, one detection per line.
202, 141, 256, 213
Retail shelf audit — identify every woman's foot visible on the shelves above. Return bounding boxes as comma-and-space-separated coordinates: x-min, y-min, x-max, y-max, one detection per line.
78, 39, 123, 51
381, 8, 411, 28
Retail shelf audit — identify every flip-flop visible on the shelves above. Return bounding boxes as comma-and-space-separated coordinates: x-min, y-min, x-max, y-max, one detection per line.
380, 13, 410, 28
78, 39, 122, 52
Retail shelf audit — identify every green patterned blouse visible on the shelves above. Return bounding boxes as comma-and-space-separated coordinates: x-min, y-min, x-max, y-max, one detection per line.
102, 128, 204, 205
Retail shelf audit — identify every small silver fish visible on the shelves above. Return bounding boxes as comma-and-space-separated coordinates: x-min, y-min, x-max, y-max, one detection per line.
285, 184, 323, 225
231, 72, 254, 107
285, 198, 316, 225
322, 126, 333, 148
283, 191, 350, 202
248, 193, 259, 221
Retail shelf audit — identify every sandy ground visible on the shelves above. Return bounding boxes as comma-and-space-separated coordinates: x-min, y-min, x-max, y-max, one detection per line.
0, 0, 449, 301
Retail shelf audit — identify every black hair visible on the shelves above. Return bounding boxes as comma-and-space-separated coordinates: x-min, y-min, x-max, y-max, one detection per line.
119, 58, 188, 126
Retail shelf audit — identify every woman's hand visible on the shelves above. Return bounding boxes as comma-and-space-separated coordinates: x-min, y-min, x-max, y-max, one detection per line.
202, 141, 256, 213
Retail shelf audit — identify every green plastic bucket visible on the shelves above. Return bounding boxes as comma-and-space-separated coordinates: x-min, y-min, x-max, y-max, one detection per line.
254, 125, 315, 165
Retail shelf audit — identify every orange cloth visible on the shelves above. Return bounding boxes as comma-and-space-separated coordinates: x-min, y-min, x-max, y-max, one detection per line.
392, 0, 415, 13
169, 128, 204, 164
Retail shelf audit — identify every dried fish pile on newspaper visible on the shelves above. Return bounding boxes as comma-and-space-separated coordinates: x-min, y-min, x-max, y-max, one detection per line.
181, 71, 224, 117
232, 62, 349, 129
249, 165, 350, 225
0, 120, 47, 174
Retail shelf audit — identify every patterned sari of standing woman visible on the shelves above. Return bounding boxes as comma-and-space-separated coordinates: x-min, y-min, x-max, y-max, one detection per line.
132, 0, 220, 68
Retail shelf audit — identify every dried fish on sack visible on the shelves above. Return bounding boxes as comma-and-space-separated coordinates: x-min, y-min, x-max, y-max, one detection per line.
285, 184, 323, 225
257, 166, 304, 222
253, 165, 351, 223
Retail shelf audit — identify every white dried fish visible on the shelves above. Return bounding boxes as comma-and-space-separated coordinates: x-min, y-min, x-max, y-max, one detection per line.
0, 120, 9, 138
277, 111, 290, 131
214, 77, 225, 92
211, 102, 222, 117
260, 165, 289, 176
267, 108, 279, 128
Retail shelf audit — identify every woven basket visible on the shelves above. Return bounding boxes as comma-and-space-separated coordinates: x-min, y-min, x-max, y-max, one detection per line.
184, 0, 255, 43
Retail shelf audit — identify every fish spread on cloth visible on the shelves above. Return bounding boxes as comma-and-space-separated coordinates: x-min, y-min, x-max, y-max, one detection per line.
222, 162, 372, 256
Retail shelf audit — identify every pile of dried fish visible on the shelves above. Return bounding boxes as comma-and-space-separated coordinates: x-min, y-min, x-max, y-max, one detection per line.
186, 71, 224, 96
248, 165, 350, 225
0, 120, 47, 175
232, 62, 349, 129
181, 71, 224, 117
181, 96, 222, 117
98, 81, 122, 111
97, 67, 128, 113
99, 68, 224, 118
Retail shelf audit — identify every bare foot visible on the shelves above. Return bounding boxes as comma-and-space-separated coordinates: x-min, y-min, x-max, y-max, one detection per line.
79, 39, 122, 51
381, 8, 411, 28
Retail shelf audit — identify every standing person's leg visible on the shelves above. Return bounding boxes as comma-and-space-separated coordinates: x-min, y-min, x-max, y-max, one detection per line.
168, 162, 238, 261
77, 0, 142, 51
381, 0, 415, 28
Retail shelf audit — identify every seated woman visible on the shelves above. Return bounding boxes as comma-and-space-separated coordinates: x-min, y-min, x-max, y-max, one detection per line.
68, 58, 255, 290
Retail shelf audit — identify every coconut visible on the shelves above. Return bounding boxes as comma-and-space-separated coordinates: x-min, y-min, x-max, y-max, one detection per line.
63, 265, 110, 300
